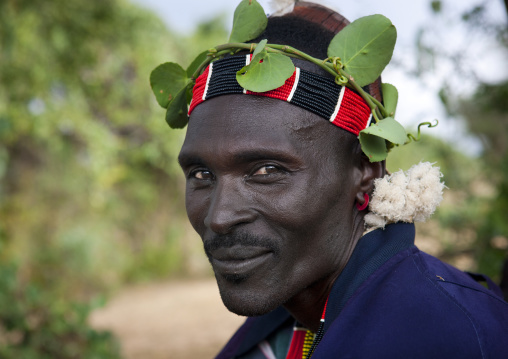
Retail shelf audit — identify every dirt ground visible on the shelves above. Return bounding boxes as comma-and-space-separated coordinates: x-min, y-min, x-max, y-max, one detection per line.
89, 279, 246, 359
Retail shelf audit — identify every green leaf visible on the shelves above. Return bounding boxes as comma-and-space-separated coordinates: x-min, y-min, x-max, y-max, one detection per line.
229, 0, 268, 43
186, 80, 194, 104
381, 83, 398, 117
186, 51, 209, 78
252, 39, 268, 60
359, 117, 407, 162
327, 15, 397, 87
359, 132, 388, 162
362, 117, 407, 145
431, 0, 442, 13
236, 52, 295, 92
165, 84, 192, 129
150, 63, 188, 109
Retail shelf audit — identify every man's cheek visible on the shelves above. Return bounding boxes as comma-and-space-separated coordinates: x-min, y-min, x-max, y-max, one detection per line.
185, 196, 208, 234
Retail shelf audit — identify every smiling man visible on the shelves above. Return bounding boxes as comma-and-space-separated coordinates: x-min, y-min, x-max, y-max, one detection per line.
179, 92, 375, 324
154, 1, 508, 358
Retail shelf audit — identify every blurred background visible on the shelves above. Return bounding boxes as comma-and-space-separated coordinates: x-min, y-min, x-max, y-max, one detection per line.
0, 0, 506, 358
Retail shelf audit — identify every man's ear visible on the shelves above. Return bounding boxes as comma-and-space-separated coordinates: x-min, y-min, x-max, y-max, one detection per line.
355, 155, 385, 205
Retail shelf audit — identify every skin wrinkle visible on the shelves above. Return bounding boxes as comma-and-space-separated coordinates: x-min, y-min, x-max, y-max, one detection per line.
283, 105, 361, 177
179, 93, 382, 332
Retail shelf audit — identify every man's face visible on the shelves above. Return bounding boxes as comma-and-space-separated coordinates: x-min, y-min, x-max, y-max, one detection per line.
179, 95, 360, 316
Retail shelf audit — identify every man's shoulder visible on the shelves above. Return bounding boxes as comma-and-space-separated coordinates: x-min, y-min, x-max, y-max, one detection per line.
387, 247, 508, 319
316, 247, 508, 358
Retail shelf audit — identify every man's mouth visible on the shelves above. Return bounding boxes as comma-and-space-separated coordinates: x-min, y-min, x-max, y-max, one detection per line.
209, 245, 273, 275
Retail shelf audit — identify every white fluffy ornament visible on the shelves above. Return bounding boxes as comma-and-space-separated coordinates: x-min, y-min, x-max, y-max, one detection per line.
364, 162, 446, 232
268, 0, 296, 16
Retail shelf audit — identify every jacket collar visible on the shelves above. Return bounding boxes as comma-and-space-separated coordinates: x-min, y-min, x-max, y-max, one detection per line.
324, 222, 415, 331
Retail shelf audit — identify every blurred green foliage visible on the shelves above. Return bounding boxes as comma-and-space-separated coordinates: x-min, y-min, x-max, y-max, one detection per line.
0, 262, 120, 358
388, 134, 493, 272
452, 81, 508, 282
417, 0, 508, 283
0, 0, 227, 355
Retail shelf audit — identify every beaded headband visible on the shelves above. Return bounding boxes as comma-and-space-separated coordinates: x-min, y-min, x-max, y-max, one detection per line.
188, 55, 372, 136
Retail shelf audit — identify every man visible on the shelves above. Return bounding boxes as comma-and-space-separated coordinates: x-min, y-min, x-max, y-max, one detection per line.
167, 2, 508, 358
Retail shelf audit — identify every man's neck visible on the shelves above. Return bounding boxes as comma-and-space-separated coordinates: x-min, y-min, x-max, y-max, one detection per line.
283, 215, 365, 332
283, 275, 336, 332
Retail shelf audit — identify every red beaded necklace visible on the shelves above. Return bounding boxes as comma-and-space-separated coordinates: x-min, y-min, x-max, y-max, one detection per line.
286, 297, 329, 359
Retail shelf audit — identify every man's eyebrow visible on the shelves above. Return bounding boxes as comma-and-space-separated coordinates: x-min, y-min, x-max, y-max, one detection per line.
232, 149, 298, 164
178, 149, 300, 167
177, 153, 203, 168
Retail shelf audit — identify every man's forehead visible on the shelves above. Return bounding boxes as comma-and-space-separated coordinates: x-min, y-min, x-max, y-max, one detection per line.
179, 95, 345, 168
186, 94, 330, 141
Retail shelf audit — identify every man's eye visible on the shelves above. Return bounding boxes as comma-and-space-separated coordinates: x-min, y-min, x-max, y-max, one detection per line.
253, 165, 280, 176
191, 170, 213, 180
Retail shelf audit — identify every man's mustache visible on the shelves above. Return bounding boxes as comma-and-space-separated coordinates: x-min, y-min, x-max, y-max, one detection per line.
203, 232, 280, 257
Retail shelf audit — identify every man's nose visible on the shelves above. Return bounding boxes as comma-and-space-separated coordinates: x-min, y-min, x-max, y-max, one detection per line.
204, 178, 256, 235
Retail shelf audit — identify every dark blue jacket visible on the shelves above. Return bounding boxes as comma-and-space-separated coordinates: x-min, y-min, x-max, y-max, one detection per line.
216, 223, 508, 358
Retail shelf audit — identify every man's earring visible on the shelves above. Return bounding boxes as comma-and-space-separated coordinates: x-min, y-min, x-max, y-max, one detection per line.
356, 193, 369, 211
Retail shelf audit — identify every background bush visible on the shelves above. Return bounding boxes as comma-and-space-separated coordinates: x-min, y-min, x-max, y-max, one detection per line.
0, 0, 226, 355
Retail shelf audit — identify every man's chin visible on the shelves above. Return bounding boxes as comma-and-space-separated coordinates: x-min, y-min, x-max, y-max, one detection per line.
216, 279, 283, 317
221, 292, 281, 317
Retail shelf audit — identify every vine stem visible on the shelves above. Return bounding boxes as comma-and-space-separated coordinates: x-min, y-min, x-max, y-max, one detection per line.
371, 97, 389, 118
405, 120, 439, 144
